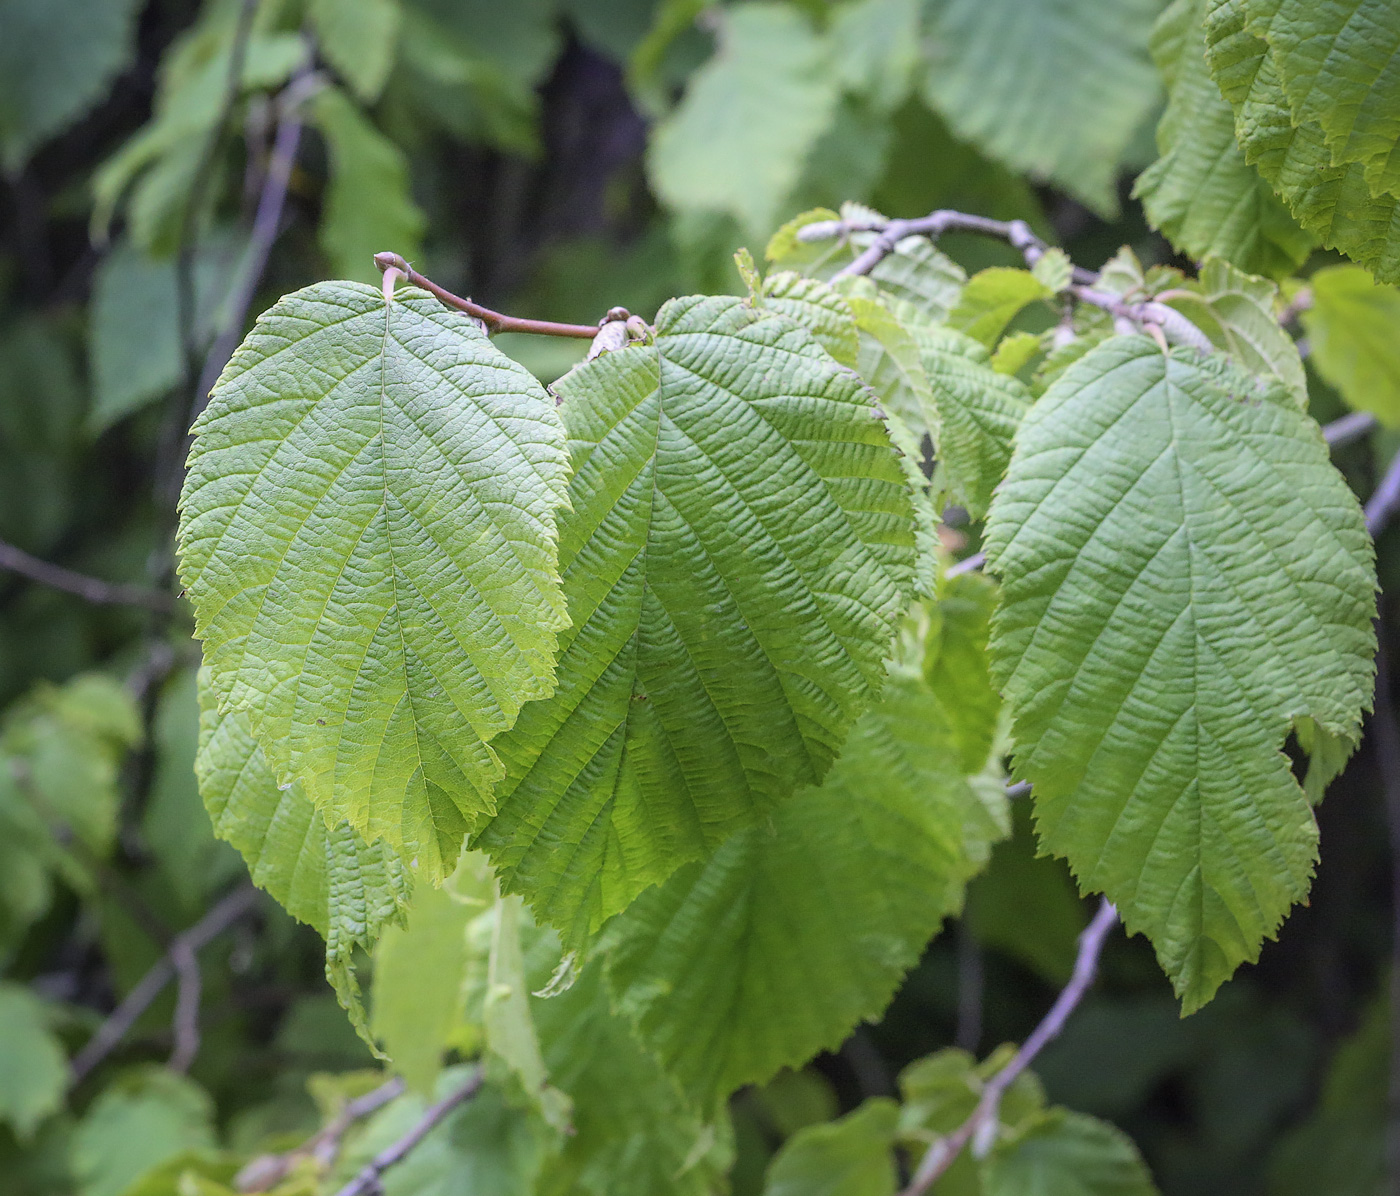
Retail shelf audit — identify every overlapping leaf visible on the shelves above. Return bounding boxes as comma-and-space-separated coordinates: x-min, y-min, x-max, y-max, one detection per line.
1302, 265, 1400, 426
474, 294, 917, 944
180, 282, 570, 879
1134, 0, 1314, 278
986, 336, 1376, 1011
599, 599, 1007, 1113
922, 0, 1162, 216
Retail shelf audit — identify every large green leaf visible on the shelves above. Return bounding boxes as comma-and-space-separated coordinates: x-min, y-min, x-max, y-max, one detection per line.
0, 984, 66, 1140
474, 294, 917, 943
600, 615, 1006, 1113
1204, 0, 1400, 282
312, 88, 425, 284
309, 0, 401, 103
985, 336, 1375, 1011
762, 1099, 899, 1196
1302, 264, 1400, 426
0, 0, 141, 171
180, 281, 570, 879
648, 4, 842, 238
1134, 0, 1313, 278
921, 0, 1162, 216
195, 671, 410, 1030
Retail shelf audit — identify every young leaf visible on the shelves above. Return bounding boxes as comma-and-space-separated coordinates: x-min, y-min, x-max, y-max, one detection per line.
180, 282, 570, 879
762, 1099, 899, 1196
600, 641, 1007, 1113
1302, 265, 1400, 426
982, 1109, 1159, 1196
0, 984, 66, 1140
1133, 0, 1313, 279
921, 0, 1162, 216
985, 336, 1376, 1011
473, 294, 917, 943
947, 268, 1052, 349
312, 88, 425, 284
648, 4, 842, 238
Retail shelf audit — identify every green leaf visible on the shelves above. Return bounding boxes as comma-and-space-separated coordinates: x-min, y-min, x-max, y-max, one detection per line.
1302, 265, 1400, 426
600, 640, 1006, 1112
847, 292, 935, 436
87, 234, 241, 433
310, 0, 402, 103
474, 294, 916, 943
759, 271, 861, 367
762, 1099, 899, 1196
1133, 0, 1314, 279
985, 336, 1376, 1010
948, 268, 1052, 349
983, 1109, 1158, 1196
72, 1068, 215, 1196
828, 0, 922, 115
648, 4, 842, 238
925, 572, 1002, 774
533, 965, 731, 1196
371, 862, 486, 1094
921, 0, 1163, 216
1245, 0, 1400, 198
1165, 257, 1307, 406
1203, 0, 1400, 282
897, 1046, 1046, 1141
0, 984, 66, 1140
917, 325, 1031, 520
992, 331, 1043, 378
0, 0, 141, 171
180, 282, 570, 879
313, 88, 425, 283
1032, 250, 1074, 297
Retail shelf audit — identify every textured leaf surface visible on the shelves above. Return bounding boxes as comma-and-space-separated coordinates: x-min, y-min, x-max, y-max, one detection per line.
600, 628, 1007, 1112
760, 271, 860, 367
983, 1110, 1159, 1196
313, 88, 425, 284
474, 294, 916, 943
763, 1099, 899, 1196
180, 281, 569, 879
1166, 257, 1307, 405
1134, 0, 1313, 278
1302, 265, 1400, 426
0, 984, 65, 1140
648, 4, 841, 237
986, 337, 1375, 1010
0, 0, 141, 170
1204, 0, 1400, 282
922, 0, 1162, 215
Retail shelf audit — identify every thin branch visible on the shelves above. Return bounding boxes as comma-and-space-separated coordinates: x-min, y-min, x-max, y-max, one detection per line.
236, 1077, 407, 1192
374, 252, 602, 338
69, 886, 259, 1085
1367, 451, 1400, 538
900, 898, 1119, 1196
0, 537, 176, 613
945, 552, 986, 579
1325, 411, 1379, 448
168, 938, 202, 1073
191, 62, 320, 425
331, 1068, 484, 1196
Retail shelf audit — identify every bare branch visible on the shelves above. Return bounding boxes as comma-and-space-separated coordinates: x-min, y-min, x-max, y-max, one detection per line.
167, 937, 202, 1073
374, 252, 603, 339
0, 537, 176, 613
236, 1077, 407, 1192
331, 1069, 484, 1196
1367, 451, 1400, 538
945, 552, 986, 579
1325, 411, 1378, 448
900, 899, 1118, 1196
69, 886, 259, 1084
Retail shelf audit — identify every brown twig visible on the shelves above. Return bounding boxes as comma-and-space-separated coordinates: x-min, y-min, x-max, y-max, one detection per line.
374, 252, 601, 338
331, 1068, 484, 1196
0, 537, 176, 613
899, 898, 1118, 1196
69, 886, 259, 1084
236, 1077, 408, 1191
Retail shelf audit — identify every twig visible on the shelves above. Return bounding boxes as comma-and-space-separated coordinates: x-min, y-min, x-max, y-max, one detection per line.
899, 898, 1118, 1196
1325, 411, 1379, 448
236, 1077, 407, 1192
168, 937, 202, 1073
0, 537, 176, 612
191, 61, 319, 425
1367, 451, 1400, 538
69, 886, 259, 1084
374, 252, 602, 338
945, 552, 986, 579
332, 1068, 484, 1196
